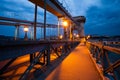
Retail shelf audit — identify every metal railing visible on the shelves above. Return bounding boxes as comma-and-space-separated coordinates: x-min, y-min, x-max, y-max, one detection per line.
0, 40, 79, 80
86, 42, 120, 80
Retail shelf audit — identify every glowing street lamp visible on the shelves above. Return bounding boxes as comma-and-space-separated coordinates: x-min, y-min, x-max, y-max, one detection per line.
87, 35, 90, 39
59, 35, 63, 40
24, 27, 29, 32
63, 21, 68, 39
76, 34, 79, 38
24, 25, 29, 40
74, 33, 76, 36
63, 21, 68, 27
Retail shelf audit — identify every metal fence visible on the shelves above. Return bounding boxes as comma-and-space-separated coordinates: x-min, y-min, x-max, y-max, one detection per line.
86, 42, 120, 80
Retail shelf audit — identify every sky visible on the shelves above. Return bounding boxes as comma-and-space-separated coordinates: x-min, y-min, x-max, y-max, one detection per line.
0, 0, 120, 37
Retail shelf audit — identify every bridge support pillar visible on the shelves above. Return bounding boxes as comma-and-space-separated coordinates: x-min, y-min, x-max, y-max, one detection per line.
14, 25, 19, 40
64, 27, 67, 40
34, 3, 38, 40
73, 16, 86, 38
44, 0, 46, 40
58, 18, 60, 37
69, 22, 72, 40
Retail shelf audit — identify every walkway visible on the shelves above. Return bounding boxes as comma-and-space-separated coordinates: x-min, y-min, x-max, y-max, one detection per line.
46, 43, 103, 80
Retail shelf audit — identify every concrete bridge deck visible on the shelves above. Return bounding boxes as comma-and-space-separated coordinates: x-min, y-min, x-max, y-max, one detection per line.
45, 43, 103, 80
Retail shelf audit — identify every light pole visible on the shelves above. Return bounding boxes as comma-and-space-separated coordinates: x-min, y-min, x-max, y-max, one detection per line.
63, 21, 68, 40
24, 26, 29, 40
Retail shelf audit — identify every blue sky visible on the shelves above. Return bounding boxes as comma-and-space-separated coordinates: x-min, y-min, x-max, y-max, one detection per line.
0, 0, 120, 36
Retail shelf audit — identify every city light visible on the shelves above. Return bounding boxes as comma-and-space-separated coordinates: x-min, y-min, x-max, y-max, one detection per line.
76, 34, 79, 38
59, 35, 63, 39
23, 25, 29, 40
74, 33, 76, 36
63, 21, 68, 27
24, 27, 29, 32
87, 35, 90, 39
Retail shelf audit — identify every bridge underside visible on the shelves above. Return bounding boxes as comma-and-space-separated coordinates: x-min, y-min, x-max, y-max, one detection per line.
29, 0, 73, 21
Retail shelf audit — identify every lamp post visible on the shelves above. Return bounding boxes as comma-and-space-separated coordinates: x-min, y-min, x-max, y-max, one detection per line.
59, 35, 63, 40
63, 21, 68, 40
24, 26, 29, 40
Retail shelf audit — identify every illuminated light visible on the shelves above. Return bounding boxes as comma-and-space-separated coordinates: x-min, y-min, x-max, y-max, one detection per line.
87, 35, 90, 39
76, 34, 79, 38
24, 26, 29, 32
23, 25, 29, 40
63, 21, 68, 27
74, 33, 76, 36
59, 35, 63, 39
60, 46, 63, 49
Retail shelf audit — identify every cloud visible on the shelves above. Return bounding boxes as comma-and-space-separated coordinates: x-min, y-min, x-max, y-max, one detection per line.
0, 0, 120, 36
59, 0, 101, 16
0, 0, 57, 23
84, 0, 120, 36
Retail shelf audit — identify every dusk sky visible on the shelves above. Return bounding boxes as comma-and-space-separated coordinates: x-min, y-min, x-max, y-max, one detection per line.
0, 0, 120, 37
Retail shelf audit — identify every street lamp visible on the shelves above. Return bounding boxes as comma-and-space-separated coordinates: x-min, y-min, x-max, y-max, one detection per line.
87, 35, 90, 39
63, 21, 68, 40
24, 25, 29, 40
63, 21, 68, 27
59, 35, 63, 40
76, 34, 79, 38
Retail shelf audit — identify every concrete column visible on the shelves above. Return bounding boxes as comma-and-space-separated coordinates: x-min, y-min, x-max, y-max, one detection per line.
44, 0, 46, 40
78, 22, 85, 37
30, 26, 34, 40
14, 25, 19, 40
69, 22, 72, 40
34, 4, 38, 40
58, 18, 60, 37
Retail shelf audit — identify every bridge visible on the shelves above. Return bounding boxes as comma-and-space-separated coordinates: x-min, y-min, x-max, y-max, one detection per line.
0, 0, 120, 80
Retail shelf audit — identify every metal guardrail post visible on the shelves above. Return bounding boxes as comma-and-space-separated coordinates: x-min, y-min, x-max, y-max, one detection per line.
0, 58, 17, 75
46, 45, 50, 65
86, 42, 120, 80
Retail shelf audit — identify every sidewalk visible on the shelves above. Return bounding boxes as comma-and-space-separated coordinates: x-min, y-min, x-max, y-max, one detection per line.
45, 43, 103, 80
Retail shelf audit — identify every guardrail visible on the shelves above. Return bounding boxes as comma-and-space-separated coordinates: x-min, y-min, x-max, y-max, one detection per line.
86, 42, 120, 80
0, 40, 79, 80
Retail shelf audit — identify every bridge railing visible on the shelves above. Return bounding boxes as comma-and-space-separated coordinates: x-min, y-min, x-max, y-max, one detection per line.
86, 42, 120, 80
0, 40, 79, 80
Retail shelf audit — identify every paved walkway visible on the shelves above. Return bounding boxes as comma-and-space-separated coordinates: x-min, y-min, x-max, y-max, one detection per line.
46, 43, 103, 80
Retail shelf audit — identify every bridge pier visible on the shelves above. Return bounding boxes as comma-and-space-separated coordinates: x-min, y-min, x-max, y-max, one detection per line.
73, 16, 86, 38
44, 0, 47, 40
34, 3, 38, 40
14, 25, 19, 40
57, 18, 60, 37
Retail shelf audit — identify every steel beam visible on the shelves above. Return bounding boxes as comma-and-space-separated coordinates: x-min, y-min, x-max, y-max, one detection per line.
44, 0, 46, 40
0, 16, 60, 28
29, 0, 74, 22
0, 40, 79, 61
34, 4, 37, 40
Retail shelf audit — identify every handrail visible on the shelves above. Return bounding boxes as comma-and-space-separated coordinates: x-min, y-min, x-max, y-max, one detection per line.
86, 41, 120, 80
0, 40, 80, 80
0, 40, 79, 61
89, 42, 120, 54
